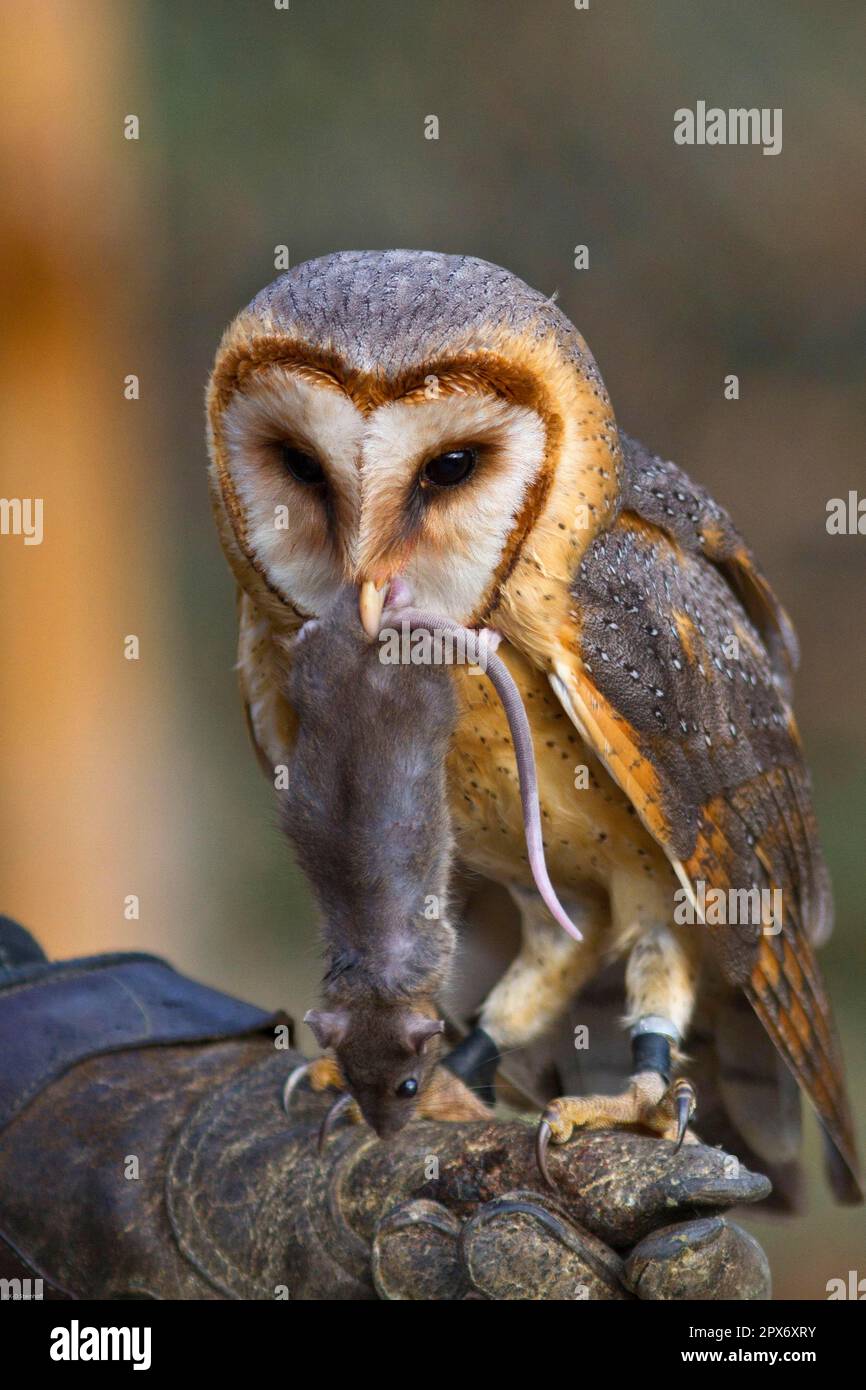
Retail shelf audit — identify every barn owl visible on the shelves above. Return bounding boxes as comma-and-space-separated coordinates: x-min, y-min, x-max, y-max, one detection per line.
207, 250, 860, 1202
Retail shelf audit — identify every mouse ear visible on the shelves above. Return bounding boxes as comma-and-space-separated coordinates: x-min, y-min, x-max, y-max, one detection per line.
403, 1014, 445, 1054
304, 1008, 349, 1051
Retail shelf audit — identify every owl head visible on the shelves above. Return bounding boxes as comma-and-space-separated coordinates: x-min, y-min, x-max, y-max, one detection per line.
207, 250, 622, 644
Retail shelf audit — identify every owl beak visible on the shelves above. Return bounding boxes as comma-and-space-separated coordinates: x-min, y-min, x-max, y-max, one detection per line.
359, 579, 387, 638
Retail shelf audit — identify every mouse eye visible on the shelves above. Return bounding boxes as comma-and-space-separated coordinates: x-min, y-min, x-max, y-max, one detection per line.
396, 1077, 418, 1098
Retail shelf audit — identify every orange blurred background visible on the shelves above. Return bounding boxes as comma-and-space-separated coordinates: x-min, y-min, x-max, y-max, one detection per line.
0, 0, 863, 1294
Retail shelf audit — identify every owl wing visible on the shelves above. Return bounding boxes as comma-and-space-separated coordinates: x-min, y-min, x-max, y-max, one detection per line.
541, 435, 860, 1200
236, 589, 298, 775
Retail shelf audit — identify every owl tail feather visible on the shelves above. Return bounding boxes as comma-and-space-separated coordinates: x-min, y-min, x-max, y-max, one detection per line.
384, 606, 583, 943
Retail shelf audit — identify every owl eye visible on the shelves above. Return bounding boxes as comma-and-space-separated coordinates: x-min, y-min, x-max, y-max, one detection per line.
422, 448, 476, 488
395, 1077, 418, 1098
281, 444, 325, 486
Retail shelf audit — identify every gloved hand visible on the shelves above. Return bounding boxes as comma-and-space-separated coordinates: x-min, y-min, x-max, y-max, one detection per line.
0, 1025, 772, 1300
364, 1122, 771, 1300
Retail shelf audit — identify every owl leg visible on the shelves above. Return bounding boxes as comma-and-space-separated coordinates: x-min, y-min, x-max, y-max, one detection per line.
423, 886, 602, 1122
439, 885, 607, 1110
480, 884, 607, 1047
536, 899, 702, 1187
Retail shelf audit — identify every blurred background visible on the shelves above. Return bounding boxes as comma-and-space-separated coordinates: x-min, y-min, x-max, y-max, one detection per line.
0, 0, 863, 1294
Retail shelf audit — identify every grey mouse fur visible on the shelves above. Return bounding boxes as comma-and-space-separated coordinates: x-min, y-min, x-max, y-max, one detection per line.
279, 589, 457, 1137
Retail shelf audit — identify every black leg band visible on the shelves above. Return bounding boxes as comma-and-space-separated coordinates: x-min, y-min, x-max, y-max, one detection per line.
631, 1031, 671, 1083
443, 1026, 500, 1106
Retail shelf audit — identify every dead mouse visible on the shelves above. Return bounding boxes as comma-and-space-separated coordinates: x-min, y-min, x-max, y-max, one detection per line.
279, 588, 487, 1138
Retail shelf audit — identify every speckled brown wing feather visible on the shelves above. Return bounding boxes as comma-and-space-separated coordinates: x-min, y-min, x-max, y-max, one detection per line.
546, 436, 860, 1200
746, 931, 859, 1200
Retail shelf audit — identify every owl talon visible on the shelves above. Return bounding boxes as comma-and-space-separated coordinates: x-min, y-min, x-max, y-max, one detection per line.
282, 1061, 312, 1114
535, 1101, 576, 1188
672, 1079, 696, 1152
283, 1053, 347, 1115
317, 1091, 356, 1153
536, 1118, 556, 1190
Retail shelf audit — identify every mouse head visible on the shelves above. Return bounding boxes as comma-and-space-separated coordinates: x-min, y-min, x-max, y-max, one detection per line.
305, 1002, 444, 1138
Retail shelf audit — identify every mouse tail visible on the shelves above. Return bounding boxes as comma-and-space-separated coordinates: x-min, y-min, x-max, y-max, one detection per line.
384, 608, 583, 942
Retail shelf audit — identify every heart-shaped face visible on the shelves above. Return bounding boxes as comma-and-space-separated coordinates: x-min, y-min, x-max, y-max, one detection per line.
206, 250, 611, 643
